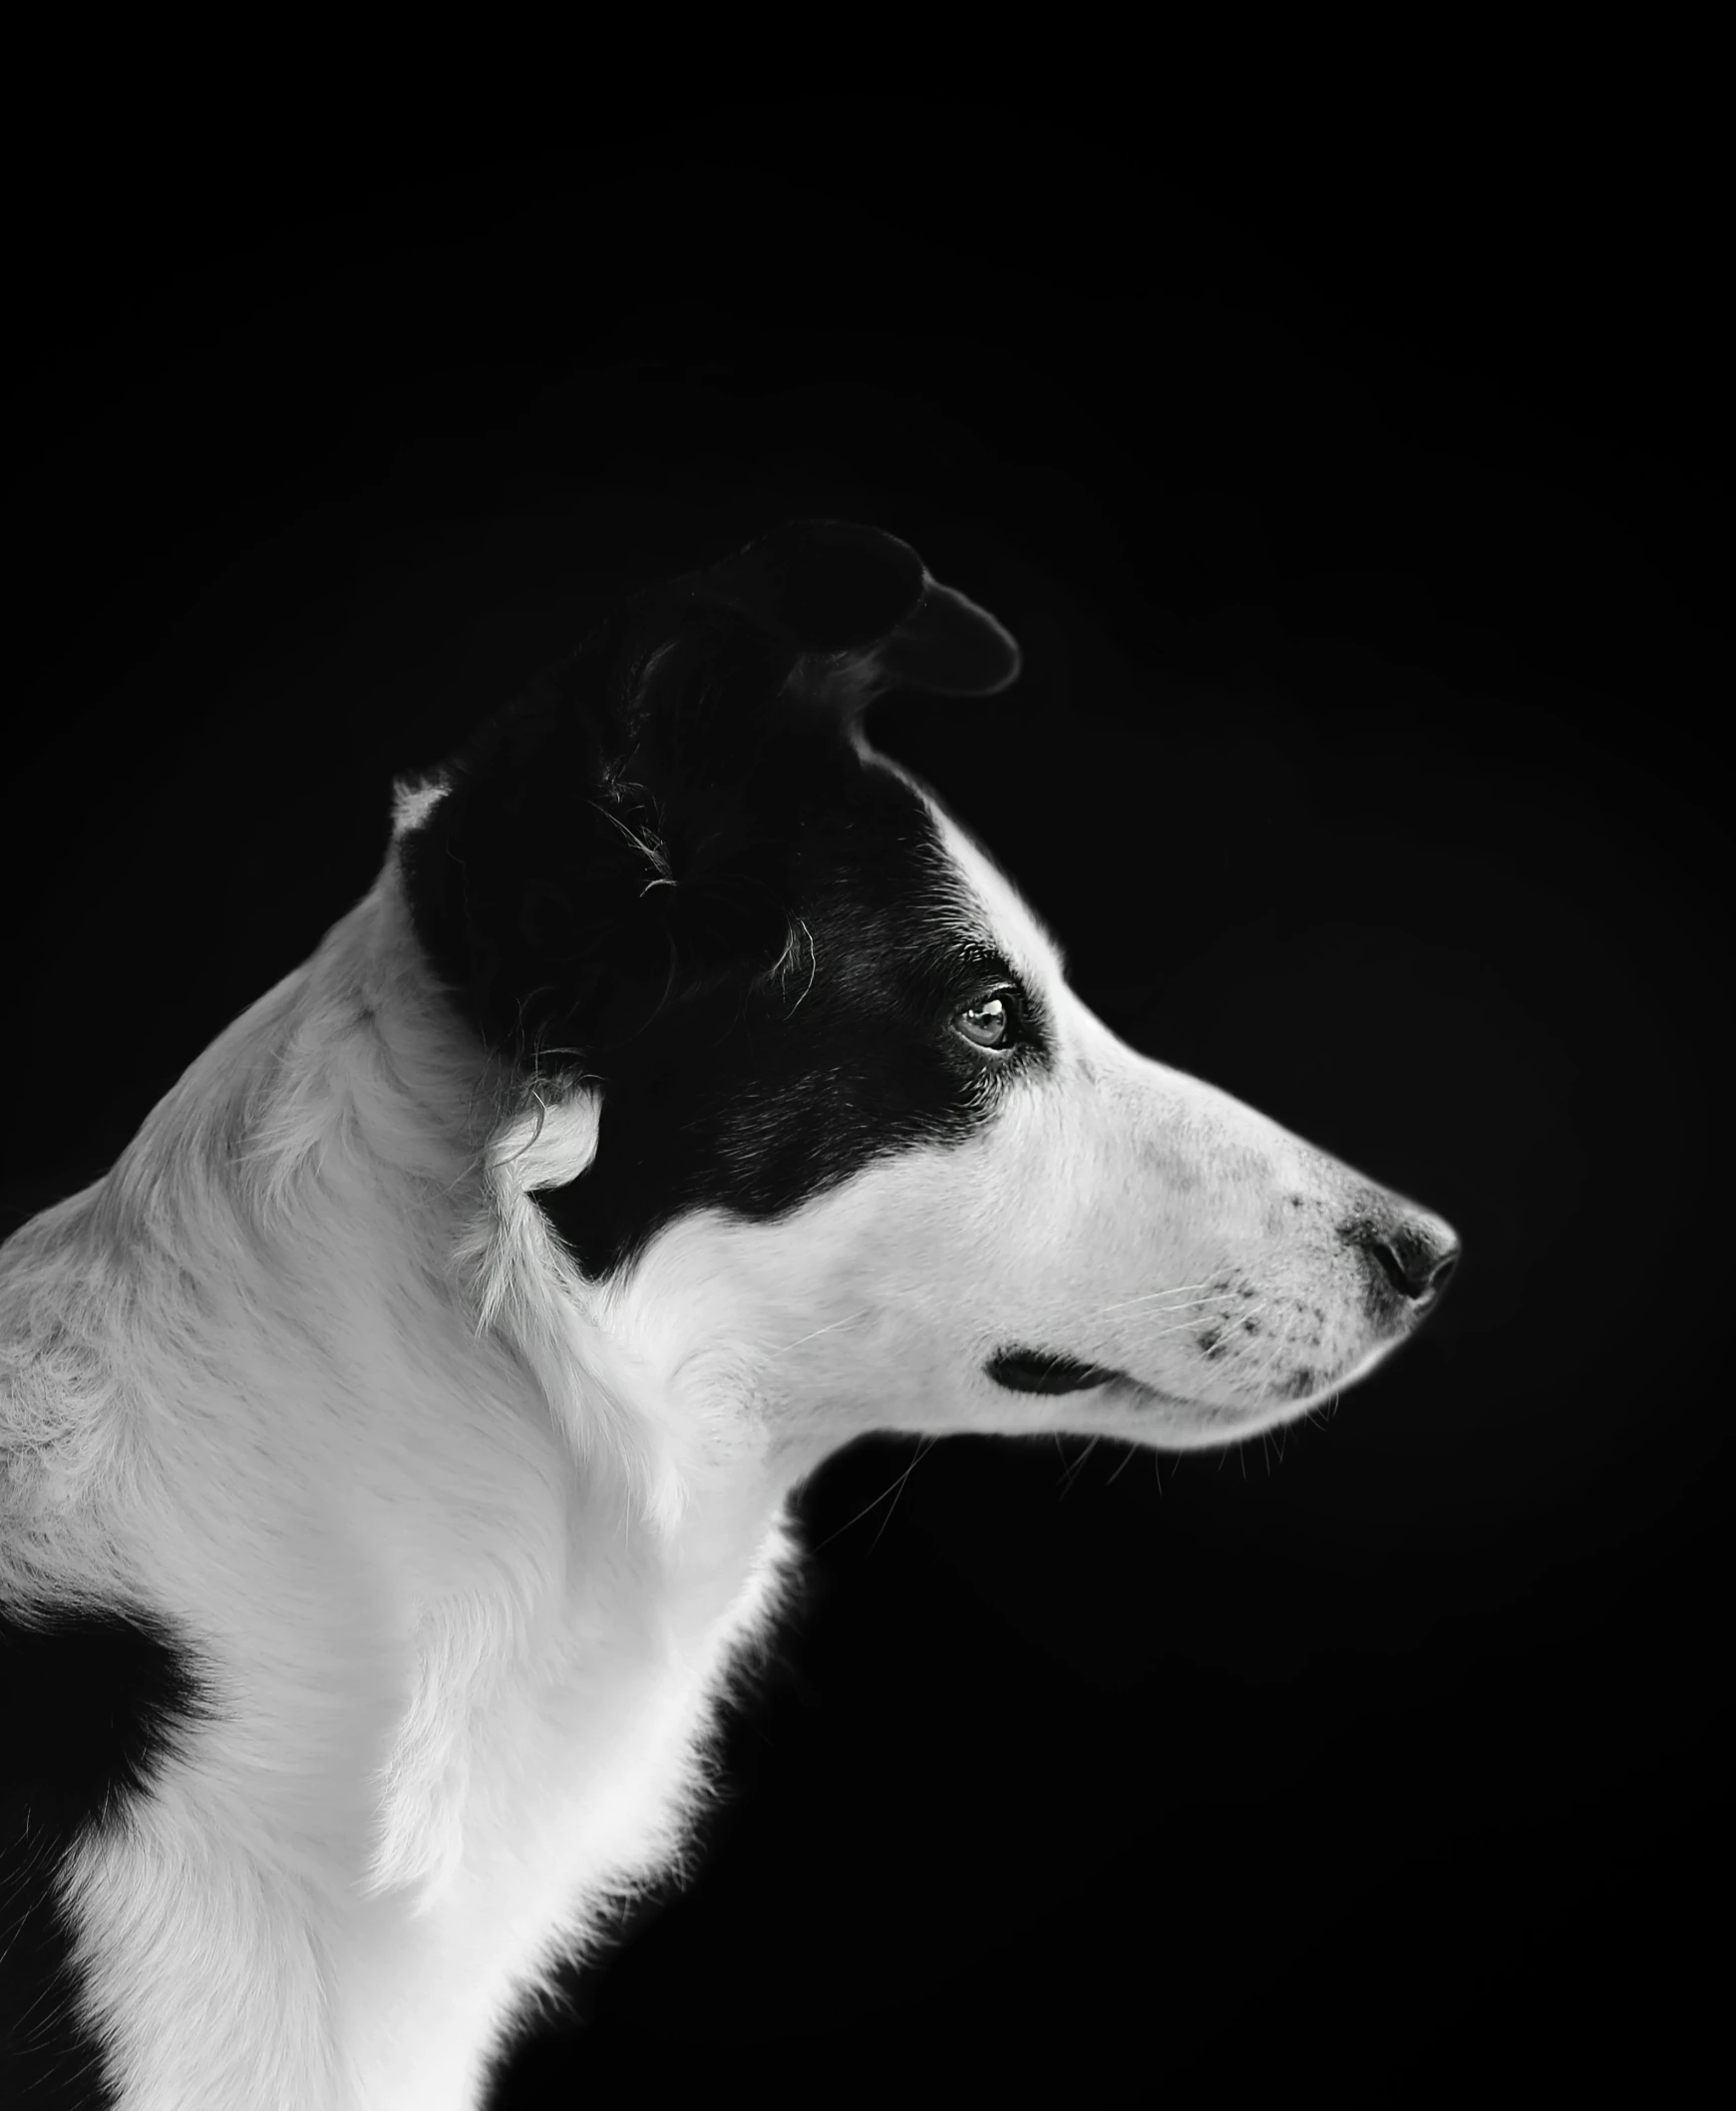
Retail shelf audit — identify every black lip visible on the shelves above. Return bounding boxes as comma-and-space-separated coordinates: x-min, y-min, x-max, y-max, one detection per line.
985, 1347, 1123, 1396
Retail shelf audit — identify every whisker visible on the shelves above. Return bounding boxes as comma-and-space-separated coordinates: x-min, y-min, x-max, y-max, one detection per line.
1134, 1302, 1263, 1349
1105, 1440, 1140, 1486
812, 1438, 934, 1554
781, 917, 818, 1016
868, 1436, 935, 1553
1089, 1284, 1232, 1318
763, 1306, 875, 1366
1056, 1435, 1102, 1498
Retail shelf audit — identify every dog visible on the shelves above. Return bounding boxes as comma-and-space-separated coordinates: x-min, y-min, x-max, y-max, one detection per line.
1, 521, 1458, 2107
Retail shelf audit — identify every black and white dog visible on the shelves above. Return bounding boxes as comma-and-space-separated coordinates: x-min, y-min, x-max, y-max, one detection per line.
1, 522, 1457, 2107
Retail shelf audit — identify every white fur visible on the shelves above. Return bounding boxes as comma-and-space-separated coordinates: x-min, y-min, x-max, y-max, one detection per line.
1, 778, 1449, 2107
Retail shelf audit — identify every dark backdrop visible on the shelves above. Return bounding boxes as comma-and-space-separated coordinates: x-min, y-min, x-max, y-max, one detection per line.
5, 100, 1724, 2105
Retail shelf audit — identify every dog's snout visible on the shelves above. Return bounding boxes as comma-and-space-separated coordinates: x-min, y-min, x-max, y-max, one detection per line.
1344, 1212, 1460, 1309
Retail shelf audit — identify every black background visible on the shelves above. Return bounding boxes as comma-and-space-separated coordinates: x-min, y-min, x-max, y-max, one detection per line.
4, 97, 1725, 2105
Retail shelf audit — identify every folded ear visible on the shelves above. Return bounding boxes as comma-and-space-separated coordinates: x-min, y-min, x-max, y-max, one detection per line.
394, 521, 1020, 1071
671, 518, 1022, 713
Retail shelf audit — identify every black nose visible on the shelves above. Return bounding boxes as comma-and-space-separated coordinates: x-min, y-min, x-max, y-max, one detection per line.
1346, 1214, 1460, 1307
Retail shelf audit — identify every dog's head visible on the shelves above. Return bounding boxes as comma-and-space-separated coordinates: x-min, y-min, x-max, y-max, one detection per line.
393, 522, 1457, 1460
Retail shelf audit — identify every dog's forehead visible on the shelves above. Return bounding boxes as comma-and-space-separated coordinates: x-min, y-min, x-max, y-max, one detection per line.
889, 763, 1066, 990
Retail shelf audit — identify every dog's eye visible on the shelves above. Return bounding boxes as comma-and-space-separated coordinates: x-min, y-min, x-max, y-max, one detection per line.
953, 989, 1022, 1052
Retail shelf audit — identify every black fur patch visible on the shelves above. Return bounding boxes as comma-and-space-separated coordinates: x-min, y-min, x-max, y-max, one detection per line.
1, 1605, 219, 2106
397, 521, 1036, 1278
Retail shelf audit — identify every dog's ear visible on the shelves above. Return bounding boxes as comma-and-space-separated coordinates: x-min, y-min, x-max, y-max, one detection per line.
394, 522, 1019, 1069
687, 519, 1022, 714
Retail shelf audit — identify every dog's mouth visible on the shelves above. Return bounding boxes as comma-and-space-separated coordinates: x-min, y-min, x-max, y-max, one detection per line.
985, 1346, 1126, 1396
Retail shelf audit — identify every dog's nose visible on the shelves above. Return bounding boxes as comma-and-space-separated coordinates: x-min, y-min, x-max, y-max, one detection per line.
1346, 1211, 1460, 1308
